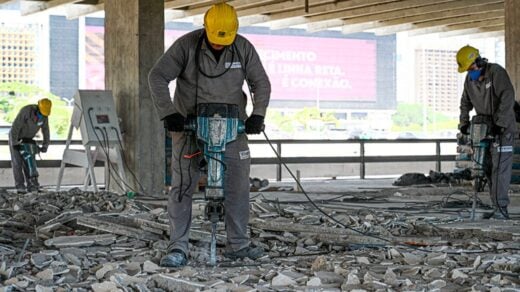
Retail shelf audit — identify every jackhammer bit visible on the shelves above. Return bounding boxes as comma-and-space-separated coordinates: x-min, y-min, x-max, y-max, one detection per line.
205, 200, 224, 266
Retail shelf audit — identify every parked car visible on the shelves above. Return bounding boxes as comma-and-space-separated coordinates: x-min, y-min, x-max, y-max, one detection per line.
347, 129, 364, 139
326, 128, 349, 139
396, 132, 418, 139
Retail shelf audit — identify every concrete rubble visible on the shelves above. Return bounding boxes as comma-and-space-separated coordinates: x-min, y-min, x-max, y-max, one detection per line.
0, 182, 519, 291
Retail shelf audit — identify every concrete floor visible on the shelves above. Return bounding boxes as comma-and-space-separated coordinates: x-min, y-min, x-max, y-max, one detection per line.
263, 177, 520, 233
2, 177, 519, 291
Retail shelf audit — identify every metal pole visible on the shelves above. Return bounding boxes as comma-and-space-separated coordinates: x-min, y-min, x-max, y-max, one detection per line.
436, 140, 441, 172
276, 142, 282, 181
360, 141, 365, 179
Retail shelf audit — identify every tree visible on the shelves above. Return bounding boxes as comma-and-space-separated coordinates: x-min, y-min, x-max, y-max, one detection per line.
391, 102, 457, 132
266, 107, 339, 134
391, 103, 424, 128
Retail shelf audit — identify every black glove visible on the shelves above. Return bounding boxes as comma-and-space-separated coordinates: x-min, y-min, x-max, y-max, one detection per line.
459, 123, 470, 135
13, 144, 22, 151
492, 125, 505, 136
164, 113, 185, 132
245, 115, 265, 134
39, 145, 48, 153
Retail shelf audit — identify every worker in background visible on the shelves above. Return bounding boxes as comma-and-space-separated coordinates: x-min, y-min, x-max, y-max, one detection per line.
456, 45, 516, 220
8, 98, 52, 194
148, 3, 271, 267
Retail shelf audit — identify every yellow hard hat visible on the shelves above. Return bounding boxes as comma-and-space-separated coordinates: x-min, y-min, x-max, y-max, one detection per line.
38, 98, 52, 116
204, 3, 238, 46
456, 45, 480, 73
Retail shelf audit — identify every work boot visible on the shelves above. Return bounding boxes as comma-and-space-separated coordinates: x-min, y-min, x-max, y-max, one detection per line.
224, 244, 264, 260
27, 186, 40, 193
491, 207, 509, 220
28, 179, 40, 192
160, 249, 187, 267
484, 206, 510, 220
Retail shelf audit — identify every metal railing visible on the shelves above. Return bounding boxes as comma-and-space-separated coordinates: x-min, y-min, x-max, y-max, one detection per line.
1, 138, 457, 181
248, 138, 456, 180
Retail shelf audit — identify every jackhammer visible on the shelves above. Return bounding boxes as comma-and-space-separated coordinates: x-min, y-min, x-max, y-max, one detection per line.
17, 139, 42, 189
184, 103, 244, 266
468, 115, 493, 220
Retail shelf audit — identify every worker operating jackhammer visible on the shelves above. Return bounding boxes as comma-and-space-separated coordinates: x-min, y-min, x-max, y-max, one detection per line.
148, 3, 271, 267
456, 45, 516, 220
8, 98, 52, 194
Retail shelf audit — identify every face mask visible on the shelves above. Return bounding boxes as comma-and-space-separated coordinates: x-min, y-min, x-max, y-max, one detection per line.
468, 69, 482, 81
36, 111, 44, 126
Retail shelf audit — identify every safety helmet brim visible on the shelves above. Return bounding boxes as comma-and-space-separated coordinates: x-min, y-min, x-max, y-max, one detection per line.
206, 29, 237, 46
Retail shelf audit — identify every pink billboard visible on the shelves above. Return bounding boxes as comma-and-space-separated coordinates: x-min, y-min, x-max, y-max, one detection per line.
85, 26, 105, 89
245, 34, 376, 101
87, 28, 377, 101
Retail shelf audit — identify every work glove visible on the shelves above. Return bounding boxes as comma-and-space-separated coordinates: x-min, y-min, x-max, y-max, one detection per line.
245, 115, 264, 134
491, 125, 505, 136
164, 113, 185, 132
39, 145, 48, 153
459, 123, 470, 135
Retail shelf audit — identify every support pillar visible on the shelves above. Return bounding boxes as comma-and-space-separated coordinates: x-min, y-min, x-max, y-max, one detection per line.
105, 0, 164, 194
505, 0, 520, 94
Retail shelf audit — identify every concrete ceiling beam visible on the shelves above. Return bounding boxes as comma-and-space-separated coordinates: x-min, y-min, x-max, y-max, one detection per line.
406, 17, 504, 36
21, 0, 86, 16
373, 10, 503, 35
441, 28, 504, 38
308, 1, 502, 33
165, 0, 279, 20
65, 0, 104, 19
269, 0, 399, 29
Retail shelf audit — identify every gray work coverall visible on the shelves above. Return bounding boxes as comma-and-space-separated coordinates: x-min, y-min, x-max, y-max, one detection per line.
8, 105, 50, 191
148, 29, 271, 255
459, 63, 517, 208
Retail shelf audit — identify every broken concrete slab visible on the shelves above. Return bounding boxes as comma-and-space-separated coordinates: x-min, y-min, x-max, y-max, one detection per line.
44, 234, 117, 248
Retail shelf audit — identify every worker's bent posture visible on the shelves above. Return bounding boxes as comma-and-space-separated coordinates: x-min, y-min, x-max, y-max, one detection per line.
8, 98, 52, 193
456, 45, 516, 220
149, 3, 271, 267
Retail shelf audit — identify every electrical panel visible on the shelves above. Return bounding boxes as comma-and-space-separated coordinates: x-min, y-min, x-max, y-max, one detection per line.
73, 90, 122, 146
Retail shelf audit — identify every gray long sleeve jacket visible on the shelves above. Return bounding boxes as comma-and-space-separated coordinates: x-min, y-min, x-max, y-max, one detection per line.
8, 105, 50, 147
459, 62, 517, 133
148, 29, 271, 121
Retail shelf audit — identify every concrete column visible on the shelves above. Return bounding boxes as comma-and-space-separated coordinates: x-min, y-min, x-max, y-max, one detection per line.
105, 0, 164, 194
505, 0, 520, 94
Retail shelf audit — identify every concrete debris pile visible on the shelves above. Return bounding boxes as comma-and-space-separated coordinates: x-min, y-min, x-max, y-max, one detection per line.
0, 186, 519, 291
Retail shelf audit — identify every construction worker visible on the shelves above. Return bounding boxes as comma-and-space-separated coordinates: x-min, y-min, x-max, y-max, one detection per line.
8, 98, 52, 193
149, 3, 270, 267
456, 45, 516, 220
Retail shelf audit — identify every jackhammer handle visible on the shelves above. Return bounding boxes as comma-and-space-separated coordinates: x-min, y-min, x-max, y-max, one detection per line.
183, 117, 246, 133
20, 138, 36, 144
